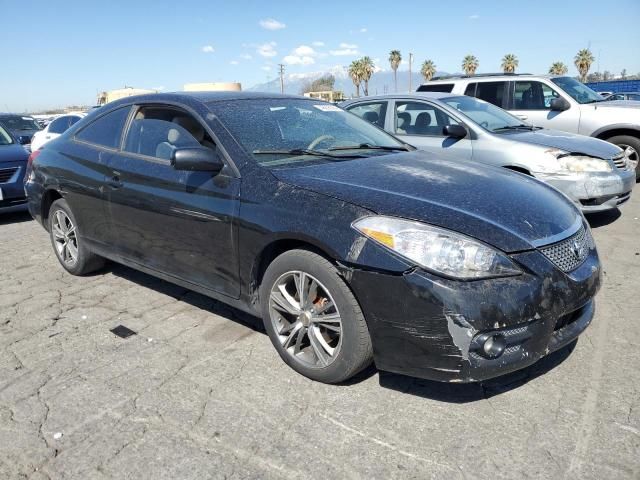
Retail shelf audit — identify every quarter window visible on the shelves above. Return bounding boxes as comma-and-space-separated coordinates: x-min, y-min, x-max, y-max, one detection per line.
346, 102, 387, 128
472, 82, 507, 108
394, 101, 459, 136
75, 107, 130, 149
514, 81, 560, 110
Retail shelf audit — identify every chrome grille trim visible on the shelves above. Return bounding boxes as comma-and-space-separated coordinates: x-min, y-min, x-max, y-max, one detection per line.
612, 152, 628, 170
539, 224, 593, 273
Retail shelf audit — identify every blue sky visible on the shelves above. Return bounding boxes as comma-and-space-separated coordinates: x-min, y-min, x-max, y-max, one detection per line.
2, 0, 639, 111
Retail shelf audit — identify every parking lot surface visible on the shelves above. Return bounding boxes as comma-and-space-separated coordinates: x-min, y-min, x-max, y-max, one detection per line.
1, 198, 639, 480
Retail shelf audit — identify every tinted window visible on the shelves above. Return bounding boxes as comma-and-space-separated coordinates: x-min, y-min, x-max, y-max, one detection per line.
346, 102, 387, 128
75, 107, 130, 148
395, 101, 459, 136
468, 82, 507, 108
48, 116, 71, 134
464, 83, 477, 96
514, 81, 560, 110
416, 84, 454, 93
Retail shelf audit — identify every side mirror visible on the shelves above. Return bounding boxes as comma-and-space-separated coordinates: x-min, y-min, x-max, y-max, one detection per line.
17, 135, 31, 145
171, 146, 224, 173
443, 124, 467, 139
550, 98, 570, 111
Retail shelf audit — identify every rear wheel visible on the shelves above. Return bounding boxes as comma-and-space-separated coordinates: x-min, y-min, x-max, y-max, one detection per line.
260, 249, 373, 383
48, 198, 104, 275
605, 135, 640, 181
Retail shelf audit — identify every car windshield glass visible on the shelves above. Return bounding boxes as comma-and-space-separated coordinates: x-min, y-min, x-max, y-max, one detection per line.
210, 98, 405, 167
442, 95, 529, 133
0, 116, 41, 131
550, 77, 604, 104
0, 125, 13, 145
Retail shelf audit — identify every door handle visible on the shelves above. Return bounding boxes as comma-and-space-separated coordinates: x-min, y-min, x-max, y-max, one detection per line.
516, 114, 528, 120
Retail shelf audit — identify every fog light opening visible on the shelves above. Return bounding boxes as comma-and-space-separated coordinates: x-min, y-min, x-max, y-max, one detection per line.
482, 334, 506, 359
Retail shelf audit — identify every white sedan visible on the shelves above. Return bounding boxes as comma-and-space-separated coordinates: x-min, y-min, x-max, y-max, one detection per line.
30, 113, 85, 151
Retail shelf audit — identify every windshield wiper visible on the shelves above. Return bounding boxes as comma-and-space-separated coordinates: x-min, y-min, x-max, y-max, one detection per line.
252, 148, 366, 159
492, 124, 540, 132
328, 143, 412, 152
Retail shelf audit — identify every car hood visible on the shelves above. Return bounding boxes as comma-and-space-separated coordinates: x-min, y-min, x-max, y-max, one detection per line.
504, 128, 621, 158
594, 100, 640, 109
0, 143, 29, 163
273, 151, 580, 253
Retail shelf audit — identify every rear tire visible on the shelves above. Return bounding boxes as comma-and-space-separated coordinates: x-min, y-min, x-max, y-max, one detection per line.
48, 198, 104, 275
605, 135, 640, 181
260, 249, 373, 383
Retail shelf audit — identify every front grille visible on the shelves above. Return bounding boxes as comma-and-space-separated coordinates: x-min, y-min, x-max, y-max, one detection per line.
0, 167, 18, 183
612, 153, 627, 170
539, 224, 593, 272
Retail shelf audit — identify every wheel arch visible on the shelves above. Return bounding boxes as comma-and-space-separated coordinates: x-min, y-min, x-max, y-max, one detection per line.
41, 189, 64, 229
592, 125, 640, 141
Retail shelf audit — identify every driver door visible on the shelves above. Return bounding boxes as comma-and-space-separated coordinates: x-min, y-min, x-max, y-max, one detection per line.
509, 80, 580, 133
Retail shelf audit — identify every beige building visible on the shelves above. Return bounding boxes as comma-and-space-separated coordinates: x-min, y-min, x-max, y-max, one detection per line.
303, 90, 345, 103
183, 82, 241, 92
97, 87, 157, 105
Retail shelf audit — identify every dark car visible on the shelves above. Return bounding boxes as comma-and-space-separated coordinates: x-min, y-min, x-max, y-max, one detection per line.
0, 113, 42, 151
25, 92, 601, 384
0, 124, 30, 213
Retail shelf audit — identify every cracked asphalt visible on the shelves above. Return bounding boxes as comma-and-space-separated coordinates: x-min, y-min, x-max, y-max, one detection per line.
1, 196, 639, 480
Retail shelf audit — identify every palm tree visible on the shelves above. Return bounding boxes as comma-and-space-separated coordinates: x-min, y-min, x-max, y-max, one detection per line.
574, 48, 595, 82
501, 54, 518, 74
388, 50, 402, 92
420, 60, 437, 81
348, 60, 362, 97
462, 55, 479, 75
360, 56, 375, 96
548, 61, 569, 75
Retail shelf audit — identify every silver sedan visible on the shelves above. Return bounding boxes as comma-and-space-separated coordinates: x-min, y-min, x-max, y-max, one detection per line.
342, 93, 636, 213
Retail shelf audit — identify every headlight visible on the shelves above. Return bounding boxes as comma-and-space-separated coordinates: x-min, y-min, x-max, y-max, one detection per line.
352, 216, 521, 280
545, 149, 612, 172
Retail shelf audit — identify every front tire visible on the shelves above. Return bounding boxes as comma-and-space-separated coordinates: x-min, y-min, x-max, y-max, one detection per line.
260, 249, 373, 383
606, 135, 640, 181
48, 198, 104, 275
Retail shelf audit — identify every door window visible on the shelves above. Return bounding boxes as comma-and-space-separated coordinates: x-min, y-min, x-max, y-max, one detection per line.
514, 81, 561, 110
473, 82, 508, 108
47, 116, 71, 134
123, 107, 214, 160
75, 107, 131, 149
346, 102, 387, 128
394, 101, 459, 136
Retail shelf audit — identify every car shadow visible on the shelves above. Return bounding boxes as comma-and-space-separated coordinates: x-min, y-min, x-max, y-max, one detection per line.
0, 210, 32, 226
585, 208, 621, 229
377, 341, 576, 402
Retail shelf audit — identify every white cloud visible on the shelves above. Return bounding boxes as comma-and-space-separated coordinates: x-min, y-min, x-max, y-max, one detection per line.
359, 28, 367, 33
312, 41, 325, 47
230, 60, 239, 65
259, 18, 286, 30
283, 55, 315, 66
240, 53, 253, 60
339, 42, 357, 49
257, 42, 277, 57
293, 45, 316, 56
469, 14, 479, 19
330, 43, 359, 56
201, 45, 215, 53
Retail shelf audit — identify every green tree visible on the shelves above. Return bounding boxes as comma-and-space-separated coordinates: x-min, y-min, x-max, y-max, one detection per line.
360, 56, 375, 96
301, 74, 335, 94
388, 50, 402, 92
501, 54, 518, 73
420, 60, 437, 81
462, 55, 479, 75
549, 62, 568, 75
574, 48, 595, 83
348, 60, 362, 97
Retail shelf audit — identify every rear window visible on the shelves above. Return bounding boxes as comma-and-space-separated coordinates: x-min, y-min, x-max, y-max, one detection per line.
416, 83, 454, 93
75, 107, 130, 149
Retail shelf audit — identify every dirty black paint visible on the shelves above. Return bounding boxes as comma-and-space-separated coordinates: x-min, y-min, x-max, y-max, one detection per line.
26, 91, 601, 383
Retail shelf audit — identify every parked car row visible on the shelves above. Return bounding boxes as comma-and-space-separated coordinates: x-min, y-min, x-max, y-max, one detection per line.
24, 91, 605, 385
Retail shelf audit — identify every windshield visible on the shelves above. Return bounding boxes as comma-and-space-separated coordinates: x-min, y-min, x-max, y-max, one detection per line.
0, 125, 14, 145
0, 116, 41, 131
442, 95, 527, 133
210, 99, 405, 167
551, 77, 603, 104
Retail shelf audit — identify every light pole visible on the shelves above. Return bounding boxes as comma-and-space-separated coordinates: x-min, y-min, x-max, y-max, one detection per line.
408, 53, 413, 92
278, 64, 285, 94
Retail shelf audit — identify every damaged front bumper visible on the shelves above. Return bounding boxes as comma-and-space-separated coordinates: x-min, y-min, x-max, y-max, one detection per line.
534, 169, 635, 212
347, 242, 601, 383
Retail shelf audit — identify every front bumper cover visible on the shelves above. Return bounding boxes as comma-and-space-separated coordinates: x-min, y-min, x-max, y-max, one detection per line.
347, 241, 600, 382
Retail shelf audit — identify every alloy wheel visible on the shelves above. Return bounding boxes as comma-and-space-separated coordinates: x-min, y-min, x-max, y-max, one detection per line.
52, 210, 79, 266
268, 271, 343, 368
620, 144, 639, 166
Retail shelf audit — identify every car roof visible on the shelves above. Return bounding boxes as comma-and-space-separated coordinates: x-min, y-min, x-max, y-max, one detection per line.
105, 91, 311, 108
421, 73, 561, 84
343, 92, 454, 103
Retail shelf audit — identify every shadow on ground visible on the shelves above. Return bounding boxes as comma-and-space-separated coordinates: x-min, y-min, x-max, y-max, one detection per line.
0, 210, 32, 226
100, 262, 577, 401
585, 208, 622, 229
